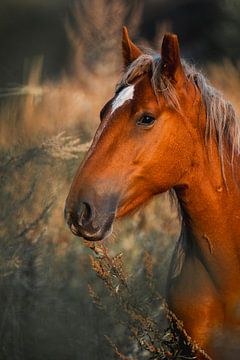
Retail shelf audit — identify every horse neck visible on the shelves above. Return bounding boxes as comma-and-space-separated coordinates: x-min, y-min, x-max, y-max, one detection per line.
175, 140, 240, 291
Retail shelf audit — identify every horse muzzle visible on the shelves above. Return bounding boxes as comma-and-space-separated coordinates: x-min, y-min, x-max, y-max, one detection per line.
64, 195, 117, 241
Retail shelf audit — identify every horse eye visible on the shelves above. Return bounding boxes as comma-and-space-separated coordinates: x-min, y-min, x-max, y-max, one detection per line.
137, 115, 155, 127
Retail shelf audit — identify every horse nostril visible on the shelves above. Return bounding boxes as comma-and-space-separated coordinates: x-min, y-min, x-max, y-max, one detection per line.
77, 202, 92, 226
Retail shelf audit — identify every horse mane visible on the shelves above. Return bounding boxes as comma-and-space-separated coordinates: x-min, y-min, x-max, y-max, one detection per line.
118, 53, 240, 178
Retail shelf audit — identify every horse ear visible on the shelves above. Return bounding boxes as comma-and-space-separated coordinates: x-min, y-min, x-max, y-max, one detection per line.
122, 26, 143, 67
161, 33, 185, 83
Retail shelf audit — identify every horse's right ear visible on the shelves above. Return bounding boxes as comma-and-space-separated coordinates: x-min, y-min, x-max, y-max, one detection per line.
161, 33, 185, 84
122, 26, 143, 68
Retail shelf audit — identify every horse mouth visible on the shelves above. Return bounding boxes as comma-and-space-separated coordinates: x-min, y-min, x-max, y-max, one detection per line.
68, 215, 114, 241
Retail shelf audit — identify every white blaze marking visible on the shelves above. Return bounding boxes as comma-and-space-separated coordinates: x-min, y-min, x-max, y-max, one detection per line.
111, 85, 135, 115
86, 85, 134, 161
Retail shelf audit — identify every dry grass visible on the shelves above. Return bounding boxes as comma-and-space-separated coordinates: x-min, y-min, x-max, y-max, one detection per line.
86, 241, 211, 359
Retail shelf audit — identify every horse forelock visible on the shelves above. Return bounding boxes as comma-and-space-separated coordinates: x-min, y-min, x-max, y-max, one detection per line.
118, 52, 240, 178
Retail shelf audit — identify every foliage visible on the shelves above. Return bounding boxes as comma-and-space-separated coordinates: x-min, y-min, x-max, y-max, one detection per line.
86, 241, 212, 360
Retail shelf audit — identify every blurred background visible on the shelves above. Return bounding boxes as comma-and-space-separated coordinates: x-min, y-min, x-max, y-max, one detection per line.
1, 0, 240, 88
0, 0, 240, 359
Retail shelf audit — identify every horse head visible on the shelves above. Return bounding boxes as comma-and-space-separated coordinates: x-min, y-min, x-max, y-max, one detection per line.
65, 27, 202, 241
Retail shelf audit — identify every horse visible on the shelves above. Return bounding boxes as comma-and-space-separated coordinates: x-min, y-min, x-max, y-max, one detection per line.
65, 27, 240, 359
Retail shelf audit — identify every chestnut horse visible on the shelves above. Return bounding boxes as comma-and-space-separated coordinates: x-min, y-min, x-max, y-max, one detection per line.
65, 28, 240, 359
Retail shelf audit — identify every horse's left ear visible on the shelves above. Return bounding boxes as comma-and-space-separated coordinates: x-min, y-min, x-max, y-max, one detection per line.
161, 33, 185, 84
122, 26, 143, 68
